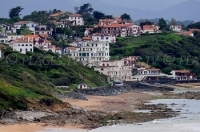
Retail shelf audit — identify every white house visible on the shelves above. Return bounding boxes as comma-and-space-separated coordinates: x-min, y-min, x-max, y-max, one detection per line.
35, 25, 53, 35
137, 68, 161, 75
55, 47, 62, 55
14, 21, 39, 33
0, 33, 8, 44
130, 25, 141, 36
68, 14, 84, 26
77, 84, 88, 89
94, 60, 133, 81
65, 38, 110, 67
1, 24, 17, 34
170, 70, 193, 81
7, 35, 24, 41
141, 25, 160, 34
9, 37, 34, 54
170, 25, 182, 32
92, 33, 116, 43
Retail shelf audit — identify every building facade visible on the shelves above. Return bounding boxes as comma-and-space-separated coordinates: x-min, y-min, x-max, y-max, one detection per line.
9, 38, 34, 54
170, 70, 193, 81
35, 25, 53, 35
92, 33, 116, 43
69, 14, 84, 26
14, 21, 39, 33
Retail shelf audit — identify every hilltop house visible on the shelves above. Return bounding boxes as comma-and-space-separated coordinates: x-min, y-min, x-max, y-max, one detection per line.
175, 31, 194, 37
1, 24, 17, 34
170, 25, 182, 32
14, 21, 39, 34
68, 14, 84, 26
9, 37, 34, 54
49, 11, 68, 19
35, 25, 53, 35
170, 70, 193, 81
141, 25, 160, 34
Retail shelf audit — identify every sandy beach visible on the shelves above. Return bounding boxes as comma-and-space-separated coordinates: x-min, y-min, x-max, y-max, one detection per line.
0, 123, 85, 132
62, 91, 161, 112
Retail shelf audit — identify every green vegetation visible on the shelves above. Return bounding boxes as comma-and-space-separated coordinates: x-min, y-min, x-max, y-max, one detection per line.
111, 33, 200, 77
0, 48, 107, 110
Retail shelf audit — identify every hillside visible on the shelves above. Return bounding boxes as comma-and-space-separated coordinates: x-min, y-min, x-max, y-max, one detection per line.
0, 48, 107, 110
110, 33, 200, 77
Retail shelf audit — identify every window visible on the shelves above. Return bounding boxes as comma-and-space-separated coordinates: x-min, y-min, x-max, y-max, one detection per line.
30, 48, 32, 52
106, 37, 108, 40
101, 68, 104, 71
18, 44, 20, 46
20, 48, 22, 52
22, 44, 24, 46
25, 48, 28, 52
29, 44, 32, 46
26, 44, 28, 46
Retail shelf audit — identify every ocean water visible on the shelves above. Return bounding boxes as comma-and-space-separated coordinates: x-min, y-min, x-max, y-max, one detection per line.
38, 99, 200, 132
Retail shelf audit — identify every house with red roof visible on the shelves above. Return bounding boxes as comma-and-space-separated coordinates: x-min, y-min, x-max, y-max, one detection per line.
170, 25, 182, 32
141, 25, 160, 34
170, 70, 194, 81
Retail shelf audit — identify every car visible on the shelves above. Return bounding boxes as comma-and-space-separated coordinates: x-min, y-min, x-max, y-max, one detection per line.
114, 81, 123, 87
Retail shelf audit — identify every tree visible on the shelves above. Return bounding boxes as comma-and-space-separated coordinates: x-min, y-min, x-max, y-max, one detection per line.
120, 13, 131, 20
140, 21, 154, 27
75, 3, 93, 15
158, 18, 168, 30
105, 15, 113, 19
23, 11, 50, 24
9, 6, 23, 19
93, 11, 105, 20
20, 26, 32, 35
170, 18, 177, 25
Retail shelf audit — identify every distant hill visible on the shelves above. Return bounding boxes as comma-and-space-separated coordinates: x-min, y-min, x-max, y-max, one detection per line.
187, 21, 200, 29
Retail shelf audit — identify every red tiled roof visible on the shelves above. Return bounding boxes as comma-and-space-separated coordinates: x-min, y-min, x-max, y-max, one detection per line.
14, 21, 38, 25
103, 23, 133, 28
56, 47, 62, 50
86, 28, 94, 31
92, 33, 111, 36
82, 36, 92, 40
143, 25, 156, 30
39, 34, 48, 38
175, 31, 193, 36
50, 11, 66, 17
69, 14, 82, 17
25, 35, 38, 39
174, 70, 190, 73
68, 46, 76, 50
189, 28, 200, 32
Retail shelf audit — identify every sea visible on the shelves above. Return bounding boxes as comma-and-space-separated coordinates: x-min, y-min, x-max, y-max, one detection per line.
38, 91, 200, 132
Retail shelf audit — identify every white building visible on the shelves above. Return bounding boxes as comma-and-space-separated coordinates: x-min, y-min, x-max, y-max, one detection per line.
9, 37, 34, 54
65, 37, 110, 66
94, 60, 133, 81
131, 25, 141, 36
1, 24, 17, 34
84, 28, 94, 37
0, 33, 8, 44
14, 21, 39, 33
141, 25, 160, 34
170, 25, 182, 32
7, 35, 24, 41
35, 25, 53, 35
170, 70, 193, 81
92, 33, 116, 43
77, 84, 88, 89
69, 14, 84, 26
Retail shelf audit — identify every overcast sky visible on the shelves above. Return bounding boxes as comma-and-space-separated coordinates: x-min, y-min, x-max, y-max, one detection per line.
0, 0, 190, 18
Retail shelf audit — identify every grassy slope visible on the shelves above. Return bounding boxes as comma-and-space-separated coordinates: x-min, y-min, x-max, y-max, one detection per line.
0, 48, 107, 110
110, 33, 200, 77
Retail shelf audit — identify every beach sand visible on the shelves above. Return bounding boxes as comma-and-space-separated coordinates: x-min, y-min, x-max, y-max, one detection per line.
0, 123, 85, 132
62, 91, 161, 112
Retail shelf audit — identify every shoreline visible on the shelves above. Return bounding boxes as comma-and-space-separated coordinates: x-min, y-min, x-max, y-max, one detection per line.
1, 86, 200, 132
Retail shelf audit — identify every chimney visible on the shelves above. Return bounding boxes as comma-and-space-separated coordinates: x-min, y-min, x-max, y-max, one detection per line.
28, 37, 30, 42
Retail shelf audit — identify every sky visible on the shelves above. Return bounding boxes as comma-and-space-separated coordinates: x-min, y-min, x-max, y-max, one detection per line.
0, 0, 191, 18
